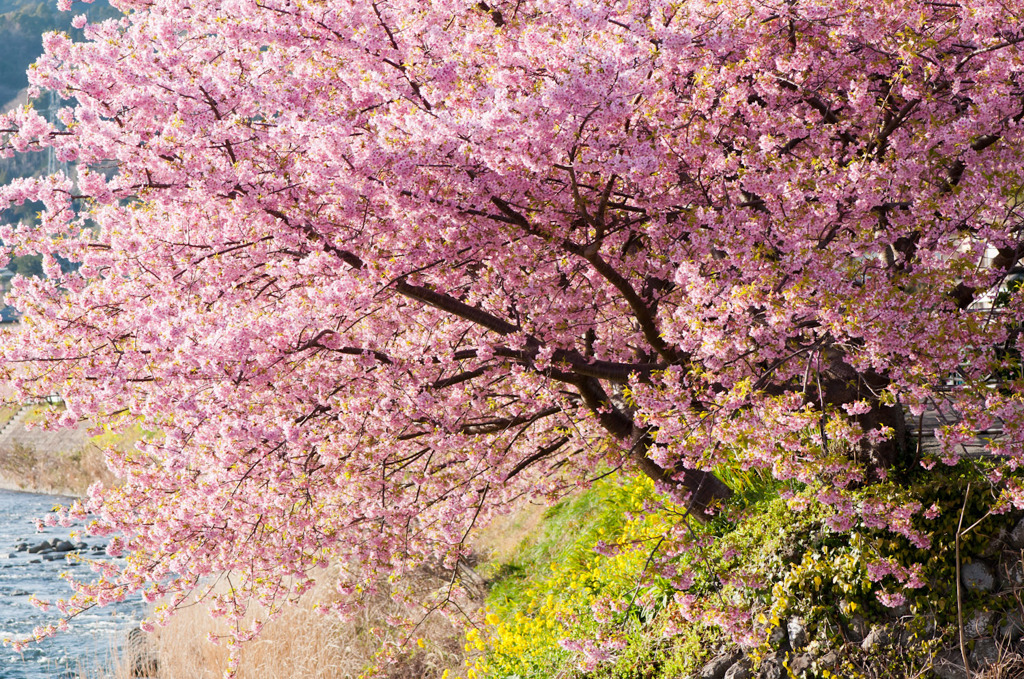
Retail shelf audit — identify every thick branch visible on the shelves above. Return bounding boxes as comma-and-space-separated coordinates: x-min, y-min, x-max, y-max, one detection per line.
458, 406, 561, 436
505, 436, 570, 481
572, 375, 634, 437
577, 250, 682, 364
489, 196, 683, 364
395, 279, 521, 336
396, 406, 562, 440
452, 347, 666, 383
629, 428, 733, 521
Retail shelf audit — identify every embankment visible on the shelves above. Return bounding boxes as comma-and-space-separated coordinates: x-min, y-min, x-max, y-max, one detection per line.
0, 403, 114, 495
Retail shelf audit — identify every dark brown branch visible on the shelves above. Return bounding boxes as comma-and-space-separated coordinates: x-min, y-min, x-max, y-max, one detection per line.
451, 347, 666, 382
394, 279, 520, 336
430, 366, 491, 391
396, 406, 561, 440
262, 209, 365, 270
575, 251, 682, 364
869, 98, 920, 158
573, 376, 633, 438
292, 331, 394, 365
504, 436, 570, 481
946, 133, 1004, 188
333, 347, 394, 364
476, 1, 505, 26
628, 427, 733, 520
490, 195, 683, 364
458, 406, 561, 436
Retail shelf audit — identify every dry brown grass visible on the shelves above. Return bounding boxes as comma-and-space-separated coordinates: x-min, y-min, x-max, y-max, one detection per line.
0, 403, 21, 428
0, 417, 146, 496
0, 441, 115, 496
85, 498, 547, 679
471, 501, 547, 564
91, 563, 479, 679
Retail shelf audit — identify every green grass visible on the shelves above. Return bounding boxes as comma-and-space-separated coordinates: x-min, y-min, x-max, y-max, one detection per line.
21, 402, 64, 424
0, 403, 21, 429
468, 459, 1023, 679
472, 475, 723, 679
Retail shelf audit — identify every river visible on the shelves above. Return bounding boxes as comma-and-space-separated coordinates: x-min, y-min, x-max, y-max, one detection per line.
0, 488, 143, 678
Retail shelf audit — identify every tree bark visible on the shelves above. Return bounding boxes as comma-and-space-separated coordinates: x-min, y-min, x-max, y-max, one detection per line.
630, 427, 733, 522
818, 348, 908, 473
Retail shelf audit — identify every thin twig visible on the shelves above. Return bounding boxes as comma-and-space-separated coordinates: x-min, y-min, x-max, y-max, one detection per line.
623, 536, 666, 614
956, 482, 972, 677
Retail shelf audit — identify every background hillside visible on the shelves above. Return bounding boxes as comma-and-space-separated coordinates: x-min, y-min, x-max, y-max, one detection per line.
0, 0, 116, 106
0, 0, 115, 276
0, 0, 116, 192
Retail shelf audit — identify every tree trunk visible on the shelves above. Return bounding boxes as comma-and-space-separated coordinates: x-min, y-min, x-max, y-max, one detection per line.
819, 348, 908, 474
630, 428, 733, 522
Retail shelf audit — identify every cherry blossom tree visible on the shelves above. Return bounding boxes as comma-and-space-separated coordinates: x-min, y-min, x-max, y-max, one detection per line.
1, 0, 1023, 667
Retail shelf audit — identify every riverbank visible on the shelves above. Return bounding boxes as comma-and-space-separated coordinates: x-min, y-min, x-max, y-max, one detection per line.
0, 405, 124, 496
0, 446, 107, 496
84, 506, 548, 678
0, 440, 110, 497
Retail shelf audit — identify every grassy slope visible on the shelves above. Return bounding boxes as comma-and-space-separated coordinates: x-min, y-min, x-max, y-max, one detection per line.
465, 465, 1024, 679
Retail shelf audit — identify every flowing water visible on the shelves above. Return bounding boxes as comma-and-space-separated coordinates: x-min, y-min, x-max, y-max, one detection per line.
0, 488, 143, 678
